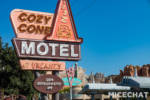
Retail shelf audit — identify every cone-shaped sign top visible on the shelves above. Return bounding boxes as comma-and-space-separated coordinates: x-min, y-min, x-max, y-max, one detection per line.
46, 0, 83, 43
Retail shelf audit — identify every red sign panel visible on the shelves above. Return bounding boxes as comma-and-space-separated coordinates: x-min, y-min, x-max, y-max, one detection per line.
19, 60, 66, 70
46, 0, 83, 43
33, 74, 64, 94
12, 38, 81, 61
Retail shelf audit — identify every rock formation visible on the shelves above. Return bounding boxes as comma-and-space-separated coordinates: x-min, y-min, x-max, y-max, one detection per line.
111, 64, 150, 83
120, 64, 150, 77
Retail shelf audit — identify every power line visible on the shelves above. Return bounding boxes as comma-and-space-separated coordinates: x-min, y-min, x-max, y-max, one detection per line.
70, 0, 80, 7
74, 0, 97, 16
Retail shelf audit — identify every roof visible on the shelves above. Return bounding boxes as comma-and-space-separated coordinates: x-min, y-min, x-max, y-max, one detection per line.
81, 83, 130, 94
120, 76, 150, 89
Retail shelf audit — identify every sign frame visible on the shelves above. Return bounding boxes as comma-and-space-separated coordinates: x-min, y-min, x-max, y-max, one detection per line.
12, 38, 81, 61
19, 60, 66, 70
33, 74, 64, 94
10, 9, 54, 40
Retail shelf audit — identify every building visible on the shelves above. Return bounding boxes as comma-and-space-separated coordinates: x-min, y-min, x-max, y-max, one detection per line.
81, 68, 150, 100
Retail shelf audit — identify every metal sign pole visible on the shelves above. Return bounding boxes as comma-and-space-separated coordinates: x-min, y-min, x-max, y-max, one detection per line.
91, 94, 95, 100
70, 86, 72, 100
55, 71, 60, 100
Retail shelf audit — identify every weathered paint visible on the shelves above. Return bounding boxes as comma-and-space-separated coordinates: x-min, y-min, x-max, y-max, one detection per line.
12, 38, 81, 61
33, 74, 64, 94
46, 0, 83, 43
19, 60, 66, 70
10, 9, 54, 40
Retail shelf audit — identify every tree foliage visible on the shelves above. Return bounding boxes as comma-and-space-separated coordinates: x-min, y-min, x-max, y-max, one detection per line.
59, 87, 70, 94
0, 37, 37, 99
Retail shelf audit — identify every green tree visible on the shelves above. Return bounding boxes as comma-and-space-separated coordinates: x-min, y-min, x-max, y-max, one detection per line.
59, 87, 70, 94
0, 37, 38, 99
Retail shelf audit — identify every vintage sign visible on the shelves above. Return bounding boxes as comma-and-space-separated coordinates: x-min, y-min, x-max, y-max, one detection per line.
19, 60, 65, 70
33, 74, 64, 94
46, 0, 83, 43
10, 9, 54, 40
12, 38, 81, 60
66, 67, 75, 87
62, 77, 82, 86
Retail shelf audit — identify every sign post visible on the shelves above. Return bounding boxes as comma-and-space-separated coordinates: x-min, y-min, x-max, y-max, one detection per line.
66, 66, 75, 100
10, 0, 83, 100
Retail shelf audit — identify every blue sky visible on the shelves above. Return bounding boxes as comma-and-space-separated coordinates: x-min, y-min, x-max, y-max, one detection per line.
1, 0, 150, 76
